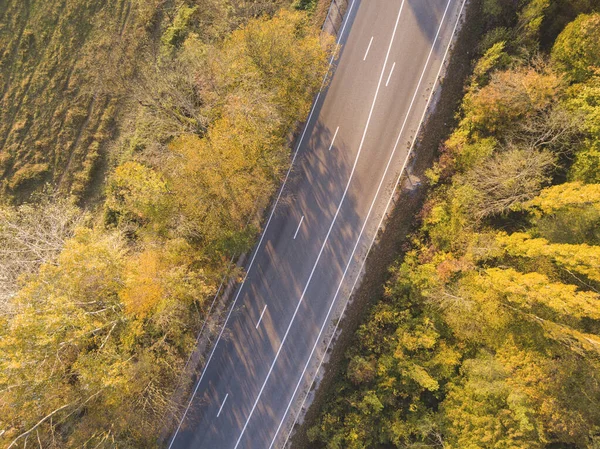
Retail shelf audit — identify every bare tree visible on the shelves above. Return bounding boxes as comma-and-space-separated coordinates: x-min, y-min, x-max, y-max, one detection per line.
0, 196, 85, 313
133, 54, 212, 143
464, 148, 555, 219
507, 105, 583, 154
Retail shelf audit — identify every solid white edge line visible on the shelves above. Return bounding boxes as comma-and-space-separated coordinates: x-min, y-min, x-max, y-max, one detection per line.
363, 36, 374, 60
216, 394, 229, 418
233, 1, 407, 447
177, 254, 234, 382
293, 215, 305, 240
166, 1, 359, 447
385, 61, 396, 86
255, 304, 268, 329
277, 1, 468, 447
268, 0, 454, 444
328, 126, 340, 151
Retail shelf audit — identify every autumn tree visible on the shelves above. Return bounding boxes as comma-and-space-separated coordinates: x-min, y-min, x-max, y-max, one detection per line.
167, 107, 282, 252
525, 182, 600, 215
308, 268, 461, 449
1, 4, 331, 449
132, 53, 212, 142
525, 182, 600, 244
497, 232, 600, 283
441, 343, 600, 449
105, 161, 172, 233
160, 9, 330, 253
441, 351, 544, 449
0, 227, 214, 447
0, 228, 128, 447
461, 66, 564, 136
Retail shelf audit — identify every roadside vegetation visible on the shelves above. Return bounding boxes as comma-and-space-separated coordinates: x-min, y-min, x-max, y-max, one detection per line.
307, 1, 600, 448
0, 0, 331, 447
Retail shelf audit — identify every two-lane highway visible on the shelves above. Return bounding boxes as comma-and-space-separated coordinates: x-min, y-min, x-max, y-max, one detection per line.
169, 1, 466, 447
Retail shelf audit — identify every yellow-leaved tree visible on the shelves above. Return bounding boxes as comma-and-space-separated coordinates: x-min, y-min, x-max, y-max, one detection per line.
497, 232, 600, 283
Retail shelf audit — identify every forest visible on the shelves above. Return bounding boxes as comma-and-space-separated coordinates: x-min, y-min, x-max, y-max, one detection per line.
0, 0, 331, 447
306, 0, 600, 448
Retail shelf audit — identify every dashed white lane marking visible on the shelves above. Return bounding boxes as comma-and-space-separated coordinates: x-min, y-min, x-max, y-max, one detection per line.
166, 0, 359, 446
293, 215, 305, 240
363, 36, 374, 60
216, 394, 228, 418
328, 126, 340, 151
272, 0, 467, 447
233, 1, 406, 447
386, 61, 396, 86
255, 305, 267, 329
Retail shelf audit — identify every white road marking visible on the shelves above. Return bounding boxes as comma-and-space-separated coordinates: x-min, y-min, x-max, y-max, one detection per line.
293, 215, 305, 240
166, 1, 359, 446
363, 36, 374, 60
274, 1, 468, 447
386, 61, 396, 86
328, 126, 340, 151
175, 254, 234, 389
255, 304, 268, 329
233, 1, 407, 448
216, 394, 228, 418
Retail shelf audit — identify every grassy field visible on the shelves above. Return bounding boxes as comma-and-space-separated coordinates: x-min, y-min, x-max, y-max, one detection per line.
0, 0, 157, 201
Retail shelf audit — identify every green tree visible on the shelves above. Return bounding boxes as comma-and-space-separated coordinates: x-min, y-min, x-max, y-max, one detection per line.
471, 41, 511, 87
105, 161, 172, 232
551, 13, 600, 82
442, 351, 543, 449
517, 0, 550, 50
564, 73, 600, 139
570, 143, 600, 184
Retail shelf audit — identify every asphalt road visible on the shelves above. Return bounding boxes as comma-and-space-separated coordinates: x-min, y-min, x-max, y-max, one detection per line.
168, 1, 466, 448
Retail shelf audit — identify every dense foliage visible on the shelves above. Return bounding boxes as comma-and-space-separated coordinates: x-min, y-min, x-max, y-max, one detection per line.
308, 2, 600, 448
0, 2, 331, 447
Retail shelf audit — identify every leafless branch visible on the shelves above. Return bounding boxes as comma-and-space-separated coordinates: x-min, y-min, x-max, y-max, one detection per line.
7, 403, 73, 449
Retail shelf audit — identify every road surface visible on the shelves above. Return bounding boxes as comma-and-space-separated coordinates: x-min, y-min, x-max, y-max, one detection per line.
168, 0, 466, 447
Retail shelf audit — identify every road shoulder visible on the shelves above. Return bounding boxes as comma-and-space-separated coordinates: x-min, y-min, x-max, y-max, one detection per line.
289, 1, 486, 447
